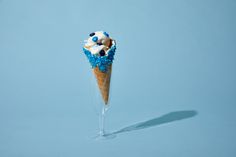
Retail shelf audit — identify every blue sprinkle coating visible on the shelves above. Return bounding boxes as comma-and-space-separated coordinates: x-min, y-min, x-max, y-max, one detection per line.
83, 44, 116, 72
92, 36, 98, 42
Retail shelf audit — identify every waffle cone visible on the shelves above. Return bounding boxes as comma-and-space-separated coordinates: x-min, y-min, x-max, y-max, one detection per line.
93, 65, 112, 105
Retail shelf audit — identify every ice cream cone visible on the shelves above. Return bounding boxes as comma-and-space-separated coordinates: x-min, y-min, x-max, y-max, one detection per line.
93, 65, 112, 105
83, 31, 116, 105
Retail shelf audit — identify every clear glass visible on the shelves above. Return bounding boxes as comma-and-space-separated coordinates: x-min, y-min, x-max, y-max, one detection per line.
89, 70, 116, 139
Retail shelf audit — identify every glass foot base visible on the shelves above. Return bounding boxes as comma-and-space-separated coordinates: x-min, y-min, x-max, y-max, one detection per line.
93, 131, 116, 140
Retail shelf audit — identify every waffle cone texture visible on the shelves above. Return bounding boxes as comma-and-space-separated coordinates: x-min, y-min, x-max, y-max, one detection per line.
93, 65, 112, 105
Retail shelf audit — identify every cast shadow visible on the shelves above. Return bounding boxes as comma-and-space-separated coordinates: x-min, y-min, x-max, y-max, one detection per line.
107, 110, 197, 136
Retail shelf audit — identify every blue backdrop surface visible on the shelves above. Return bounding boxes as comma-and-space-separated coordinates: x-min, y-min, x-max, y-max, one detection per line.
0, 0, 236, 156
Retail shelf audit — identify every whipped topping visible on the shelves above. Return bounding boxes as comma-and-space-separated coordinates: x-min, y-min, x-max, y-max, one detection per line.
84, 31, 112, 56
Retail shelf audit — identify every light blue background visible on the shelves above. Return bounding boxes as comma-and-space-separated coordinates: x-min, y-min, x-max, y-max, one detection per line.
0, 0, 236, 156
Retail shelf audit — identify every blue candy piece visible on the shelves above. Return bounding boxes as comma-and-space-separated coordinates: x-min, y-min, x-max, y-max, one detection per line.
103, 32, 109, 37
89, 32, 95, 37
92, 36, 98, 42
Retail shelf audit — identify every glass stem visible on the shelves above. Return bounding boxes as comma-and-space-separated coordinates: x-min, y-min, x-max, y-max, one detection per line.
99, 106, 106, 136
